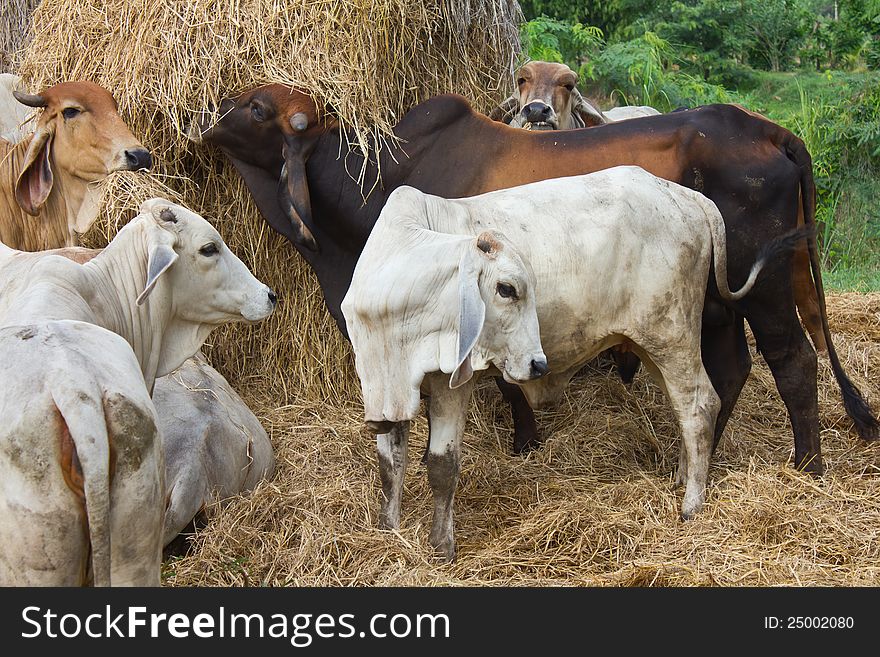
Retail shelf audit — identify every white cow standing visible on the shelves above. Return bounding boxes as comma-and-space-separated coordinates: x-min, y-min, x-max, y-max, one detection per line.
342, 228, 548, 561
345, 166, 798, 561
0, 198, 276, 585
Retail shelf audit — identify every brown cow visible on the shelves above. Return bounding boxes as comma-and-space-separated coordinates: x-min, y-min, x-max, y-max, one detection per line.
492, 62, 826, 353
0, 81, 152, 251
191, 86, 878, 477
489, 61, 608, 129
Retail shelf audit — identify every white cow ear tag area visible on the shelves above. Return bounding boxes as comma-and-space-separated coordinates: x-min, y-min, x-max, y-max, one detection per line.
136, 207, 180, 306
450, 241, 488, 389
136, 243, 178, 306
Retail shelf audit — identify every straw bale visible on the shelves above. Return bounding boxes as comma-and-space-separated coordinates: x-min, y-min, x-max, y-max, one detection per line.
0, 0, 38, 70
18, 0, 523, 400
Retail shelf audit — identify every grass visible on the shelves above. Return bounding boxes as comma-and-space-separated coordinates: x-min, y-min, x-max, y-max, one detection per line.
744, 70, 880, 292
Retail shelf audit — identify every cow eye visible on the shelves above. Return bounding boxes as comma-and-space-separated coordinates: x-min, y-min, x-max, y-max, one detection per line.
251, 103, 265, 122
517, 77, 526, 87
199, 243, 219, 257
62, 107, 81, 120
563, 83, 574, 91
496, 282, 518, 299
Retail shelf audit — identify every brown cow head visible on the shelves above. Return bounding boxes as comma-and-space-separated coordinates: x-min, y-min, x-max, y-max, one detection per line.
189, 85, 330, 252
13, 81, 152, 216
489, 61, 607, 130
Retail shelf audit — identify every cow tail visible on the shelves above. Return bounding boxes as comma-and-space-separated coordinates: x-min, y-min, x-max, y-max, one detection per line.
702, 195, 811, 302
784, 133, 879, 440
52, 386, 112, 586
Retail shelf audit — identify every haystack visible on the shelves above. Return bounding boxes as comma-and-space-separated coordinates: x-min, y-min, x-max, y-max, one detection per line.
0, 0, 38, 70
18, 0, 523, 401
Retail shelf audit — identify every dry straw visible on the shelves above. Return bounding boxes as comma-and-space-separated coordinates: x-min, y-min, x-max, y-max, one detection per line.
18, 0, 523, 401
163, 299, 879, 587
0, 0, 39, 70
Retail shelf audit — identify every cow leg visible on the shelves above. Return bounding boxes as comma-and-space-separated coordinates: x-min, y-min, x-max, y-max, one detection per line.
749, 314, 823, 474
642, 351, 720, 519
700, 311, 752, 451
610, 349, 641, 385
425, 375, 471, 562
495, 376, 540, 454
377, 421, 410, 530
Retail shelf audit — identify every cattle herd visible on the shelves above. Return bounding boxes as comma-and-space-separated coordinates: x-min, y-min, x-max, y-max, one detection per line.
0, 59, 876, 584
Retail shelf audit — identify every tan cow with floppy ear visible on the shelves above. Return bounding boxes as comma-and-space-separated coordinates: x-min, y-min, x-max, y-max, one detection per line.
0, 81, 151, 251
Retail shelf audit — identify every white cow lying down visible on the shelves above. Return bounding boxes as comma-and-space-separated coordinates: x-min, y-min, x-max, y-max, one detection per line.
155, 353, 274, 547
344, 165, 790, 561
342, 226, 548, 561
0, 198, 276, 585
0, 246, 275, 549
603, 105, 662, 121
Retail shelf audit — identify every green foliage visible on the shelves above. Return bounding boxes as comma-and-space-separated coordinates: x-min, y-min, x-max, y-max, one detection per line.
588, 31, 735, 109
518, 1, 625, 35
521, 16, 604, 70
752, 71, 880, 276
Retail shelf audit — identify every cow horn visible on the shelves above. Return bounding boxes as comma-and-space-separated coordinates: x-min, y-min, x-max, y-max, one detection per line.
12, 91, 47, 108
489, 95, 519, 124
290, 112, 308, 132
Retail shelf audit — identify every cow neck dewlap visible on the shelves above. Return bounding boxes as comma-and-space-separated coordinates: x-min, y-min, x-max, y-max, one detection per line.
50, 165, 102, 246
80, 222, 171, 390
352, 224, 467, 424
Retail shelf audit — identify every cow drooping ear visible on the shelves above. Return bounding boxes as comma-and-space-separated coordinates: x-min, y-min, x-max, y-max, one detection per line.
280, 127, 319, 252
489, 95, 519, 124
570, 88, 608, 128
15, 123, 54, 216
136, 202, 180, 305
449, 237, 493, 389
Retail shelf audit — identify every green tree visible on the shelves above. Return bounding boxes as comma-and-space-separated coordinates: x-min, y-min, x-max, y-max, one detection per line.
744, 0, 811, 71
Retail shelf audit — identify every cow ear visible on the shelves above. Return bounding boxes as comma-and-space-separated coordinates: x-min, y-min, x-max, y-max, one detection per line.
489, 95, 519, 124
15, 125, 54, 216
449, 242, 487, 389
570, 88, 608, 128
136, 217, 179, 306
280, 134, 319, 252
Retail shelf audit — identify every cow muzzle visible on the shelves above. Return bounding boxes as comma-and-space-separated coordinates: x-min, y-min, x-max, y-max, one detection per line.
501, 353, 549, 384
123, 148, 152, 171
520, 102, 557, 131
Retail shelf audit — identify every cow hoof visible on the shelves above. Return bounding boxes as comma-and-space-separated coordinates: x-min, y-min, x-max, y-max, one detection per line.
795, 455, 824, 477
378, 511, 400, 531
512, 431, 542, 455
430, 534, 455, 562
680, 496, 703, 521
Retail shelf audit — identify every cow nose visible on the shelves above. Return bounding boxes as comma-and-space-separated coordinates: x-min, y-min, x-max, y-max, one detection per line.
268, 289, 278, 305
523, 102, 552, 123
530, 358, 549, 378
124, 148, 152, 171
